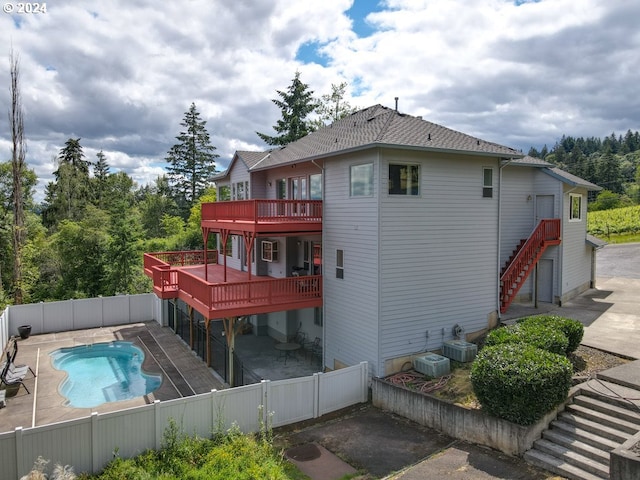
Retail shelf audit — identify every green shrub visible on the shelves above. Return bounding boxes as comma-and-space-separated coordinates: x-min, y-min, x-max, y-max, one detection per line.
80, 424, 293, 480
470, 344, 572, 425
485, 322, 569, 355
517, 315, 584, 354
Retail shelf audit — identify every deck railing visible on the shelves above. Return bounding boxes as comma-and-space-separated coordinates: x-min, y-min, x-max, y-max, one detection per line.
201, 200, 322, 223
143, 251, 322, 314
144, 250, 218, 268
177, 270, 322, 314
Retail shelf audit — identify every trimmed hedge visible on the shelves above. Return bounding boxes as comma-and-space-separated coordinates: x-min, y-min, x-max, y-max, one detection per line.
484, 322, 569, 356
470, 344, 573, 425
516, 315, 584, 354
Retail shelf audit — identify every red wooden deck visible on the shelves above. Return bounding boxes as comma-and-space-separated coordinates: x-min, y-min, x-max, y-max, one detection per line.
201, 200, 322, 235
144, 253, 322, 319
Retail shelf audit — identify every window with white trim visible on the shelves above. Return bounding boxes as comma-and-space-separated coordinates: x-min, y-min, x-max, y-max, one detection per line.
482, 167, 494, 198
310, 174, 322, 200
336, 249, 344, 279
350, 163, 373, 196
569, 193, 582, 221
389, 163, 420, 195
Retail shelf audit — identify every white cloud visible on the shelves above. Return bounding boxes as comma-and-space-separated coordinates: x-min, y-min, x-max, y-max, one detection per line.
0, 0, 638, 202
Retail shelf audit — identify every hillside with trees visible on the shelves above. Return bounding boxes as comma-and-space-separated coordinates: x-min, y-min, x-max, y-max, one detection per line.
0, 102, 218, 308
2, 60, 637, 308
529, 130, 640, 208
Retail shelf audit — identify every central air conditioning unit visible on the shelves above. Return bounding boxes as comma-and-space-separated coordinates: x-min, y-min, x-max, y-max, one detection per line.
412, 353, 450, 378
443, 340, 478, 363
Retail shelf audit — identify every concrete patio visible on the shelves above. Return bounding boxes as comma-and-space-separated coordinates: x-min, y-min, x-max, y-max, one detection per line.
0, 321, 321, 433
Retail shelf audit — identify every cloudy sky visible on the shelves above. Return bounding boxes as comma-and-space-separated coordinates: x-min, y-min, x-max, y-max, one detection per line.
1, 0, 639, 202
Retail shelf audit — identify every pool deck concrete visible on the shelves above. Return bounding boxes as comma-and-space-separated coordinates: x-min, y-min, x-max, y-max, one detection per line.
0, 321, 322, 433
0, 322, 226, 432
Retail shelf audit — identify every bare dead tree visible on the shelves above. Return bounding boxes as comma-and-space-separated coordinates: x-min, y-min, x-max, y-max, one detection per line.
10, 49, 26, 304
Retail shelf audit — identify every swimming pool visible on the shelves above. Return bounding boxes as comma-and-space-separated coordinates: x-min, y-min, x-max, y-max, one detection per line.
50, 341, 162, 408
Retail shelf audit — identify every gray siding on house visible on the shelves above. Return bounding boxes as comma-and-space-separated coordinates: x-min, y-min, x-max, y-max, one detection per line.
250, 170, 268, 199
533, 171, 562, 301
322, 151, 381, 375
263, 163, 324, 200
500, 166, 536, 266
559, 185, 592, 300
500, 166, 564, 302
379, 151, 500, 363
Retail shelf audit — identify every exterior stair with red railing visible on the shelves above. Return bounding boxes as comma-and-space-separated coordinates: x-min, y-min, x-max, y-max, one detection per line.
500, 219, 561, 314
501, 239, 527, 276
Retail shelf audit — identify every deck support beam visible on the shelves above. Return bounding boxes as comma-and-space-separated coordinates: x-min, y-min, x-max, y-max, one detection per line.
219, 229, 230, 282
222, 316, 237, 387
242, 231, 256, 282
202, 227, 210, 281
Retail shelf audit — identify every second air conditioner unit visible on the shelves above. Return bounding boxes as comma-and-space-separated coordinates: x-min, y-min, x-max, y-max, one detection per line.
412, 353, 450, 378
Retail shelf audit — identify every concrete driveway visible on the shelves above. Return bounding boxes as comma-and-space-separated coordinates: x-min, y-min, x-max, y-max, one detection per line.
560, 243, 640, 359
280, 243, 640, 480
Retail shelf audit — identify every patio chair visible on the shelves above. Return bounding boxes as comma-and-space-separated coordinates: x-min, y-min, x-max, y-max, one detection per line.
1, 361, 30, 394
3, 353, 28, 380
303, 337, 322, 364
9, 340, 36, 377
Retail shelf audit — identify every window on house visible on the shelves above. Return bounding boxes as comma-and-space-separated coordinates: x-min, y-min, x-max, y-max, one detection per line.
232, 183, 236, 200
276, 179, 286, 199
219, 185, 231, 201
310, 174, 322, 200
224, 236, 233, 256
483, 167, 494, 198
350, 163, 373, 197
236, 182, 244, 200
244, 181, 249, 199
389, 164, 420, 195
336, 249, 344, 279
314, 307, 323, 326
570, 193, 582, 221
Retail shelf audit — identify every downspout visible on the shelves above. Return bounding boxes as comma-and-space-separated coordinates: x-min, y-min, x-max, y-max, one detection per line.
497, 158, 514, 321
311, 158, 326, 367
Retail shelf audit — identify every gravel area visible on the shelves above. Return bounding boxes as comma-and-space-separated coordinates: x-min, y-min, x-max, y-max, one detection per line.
569, 345, 630, 381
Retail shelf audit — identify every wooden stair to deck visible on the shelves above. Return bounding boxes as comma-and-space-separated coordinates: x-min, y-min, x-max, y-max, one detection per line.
500, 219, 561, 314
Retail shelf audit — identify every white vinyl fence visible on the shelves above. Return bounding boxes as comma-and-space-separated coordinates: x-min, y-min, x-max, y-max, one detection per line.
0, 298, 370, 478
0, 363, 368, 478
4, 294, 162, 337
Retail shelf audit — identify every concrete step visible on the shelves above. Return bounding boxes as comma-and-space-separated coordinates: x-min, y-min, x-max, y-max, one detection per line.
532, 438, 609, 477
550, 420, 621, 452
524, 449, 607, 480
573, 394, 640, 426
566, 402, 640, 435
579, 381, 640, 411
557, 412, 631, 444
542, 429, 610, 465
524, 379, 640, 480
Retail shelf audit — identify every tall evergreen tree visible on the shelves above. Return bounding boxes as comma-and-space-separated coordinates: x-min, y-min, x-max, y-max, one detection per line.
166, 103, 218, 214
138, 175, 179, 238
596, 149, 624, 194
43, 138, 92, 227
92, 150, 110, 208
105, 200, 141, 295
257, 71, 318, 146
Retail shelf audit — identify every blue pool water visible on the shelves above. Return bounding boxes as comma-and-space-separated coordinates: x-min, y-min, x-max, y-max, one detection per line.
50, 341, 162, 408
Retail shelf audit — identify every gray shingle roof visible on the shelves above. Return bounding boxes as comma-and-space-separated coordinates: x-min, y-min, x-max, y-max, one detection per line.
543, 166, 602, 191
212, 150, 271, 181
511, 156, 554, 167
251, 104, 522, 170
511, 156, 601, 190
